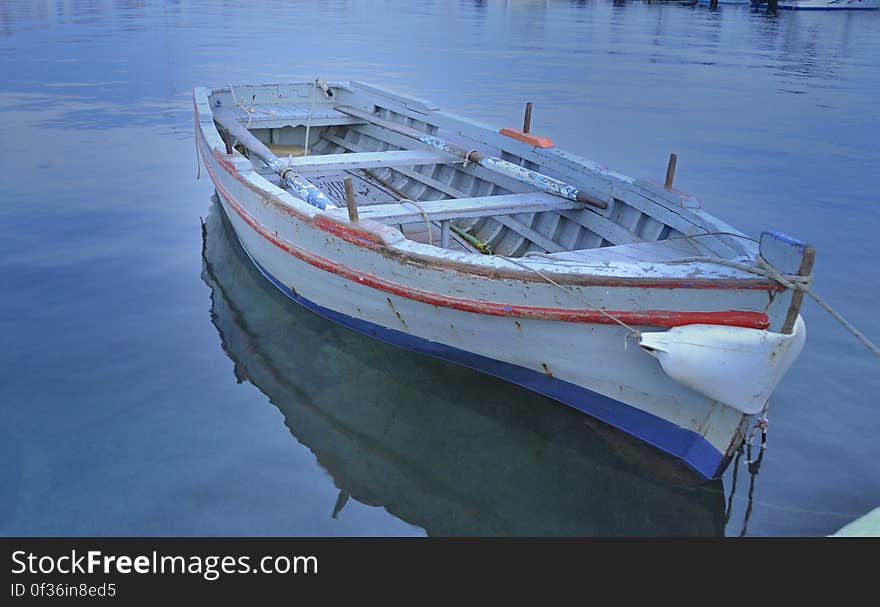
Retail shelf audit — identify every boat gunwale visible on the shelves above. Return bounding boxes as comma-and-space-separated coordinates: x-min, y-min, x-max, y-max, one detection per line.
194, 87, 779, 293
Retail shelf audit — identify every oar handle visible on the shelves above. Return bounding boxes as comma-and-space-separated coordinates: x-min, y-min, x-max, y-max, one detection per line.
214, 109, 283, 172
576, 191, 608, 209
213, 108, 332, 210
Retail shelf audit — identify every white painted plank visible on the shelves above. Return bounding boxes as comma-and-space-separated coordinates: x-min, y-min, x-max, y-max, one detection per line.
334, 192, 580, 225
546, 239, 703, 264
230, 106, 367, 128
287, 149, 457, 173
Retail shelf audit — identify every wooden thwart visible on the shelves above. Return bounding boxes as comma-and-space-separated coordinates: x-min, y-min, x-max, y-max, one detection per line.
287, 149, 456, 173
228, 106, 366, 129
329, 192, 581, 225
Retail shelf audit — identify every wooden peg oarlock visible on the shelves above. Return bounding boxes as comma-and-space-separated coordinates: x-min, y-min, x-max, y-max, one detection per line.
344, 176, 359, 222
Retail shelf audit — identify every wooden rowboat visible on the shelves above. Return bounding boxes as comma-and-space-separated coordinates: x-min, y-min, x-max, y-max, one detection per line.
201, 200, 727, 535
194, 80, 812, 480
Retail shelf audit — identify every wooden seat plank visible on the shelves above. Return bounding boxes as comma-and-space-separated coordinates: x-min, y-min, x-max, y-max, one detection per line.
288, 150, 456, 173
331, 192, 581, 225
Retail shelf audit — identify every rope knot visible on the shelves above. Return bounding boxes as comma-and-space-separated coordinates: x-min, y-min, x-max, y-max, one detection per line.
756, 255, 813, 291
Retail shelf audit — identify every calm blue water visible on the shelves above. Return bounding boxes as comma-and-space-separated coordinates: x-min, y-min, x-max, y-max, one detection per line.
1, 0, 878, 536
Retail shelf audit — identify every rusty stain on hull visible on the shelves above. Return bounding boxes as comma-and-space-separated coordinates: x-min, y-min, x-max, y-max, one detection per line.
386, 297, 408, 329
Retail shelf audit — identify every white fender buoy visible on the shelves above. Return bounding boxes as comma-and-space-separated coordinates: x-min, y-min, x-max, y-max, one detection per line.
638, 316, 806, 415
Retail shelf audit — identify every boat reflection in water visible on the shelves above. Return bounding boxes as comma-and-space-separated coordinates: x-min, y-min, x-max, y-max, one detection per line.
201, 197, 727, 536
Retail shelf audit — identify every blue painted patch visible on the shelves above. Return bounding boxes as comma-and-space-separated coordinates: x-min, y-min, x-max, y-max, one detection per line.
762, 230, 805, 249
235, 239, 728, 480
760, 230, 811, 275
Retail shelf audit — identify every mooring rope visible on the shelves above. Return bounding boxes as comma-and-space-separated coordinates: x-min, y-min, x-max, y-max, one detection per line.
664, 255, 880, 357
736, 414, 769, 537
226, 83, 277, 155
228, 83, 276, 118
226, 84, 251, 152
398, 199, 434, 247
664, 230, 760, 244
745, 414, 769, 467
228, 83, 254, 129
718, 412, 768, 537
496, 256, 642, 344
461, 149, 479, 168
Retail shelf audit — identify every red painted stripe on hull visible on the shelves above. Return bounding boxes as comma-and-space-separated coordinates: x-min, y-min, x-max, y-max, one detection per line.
311, 215, 385, 246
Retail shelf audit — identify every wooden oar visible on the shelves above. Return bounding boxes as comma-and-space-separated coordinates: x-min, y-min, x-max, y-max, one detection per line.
334, 105, 608, 210
213, 109, 333, 210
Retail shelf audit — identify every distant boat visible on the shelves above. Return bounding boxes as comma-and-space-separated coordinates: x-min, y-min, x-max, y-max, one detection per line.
767, 0, 879, 8
201, 200, 728, 535
699, 0, 878, 7
194, 80, 812, 480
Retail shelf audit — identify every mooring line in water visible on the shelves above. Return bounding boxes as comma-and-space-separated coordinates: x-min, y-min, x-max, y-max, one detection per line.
720, 413, 767, 537
737, 415, 769, 537
739, 466, 758, 537
724, 444, 744, 526
724, 412, 860, 536
666, 255, 880, 357
728, 494, 863, 520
